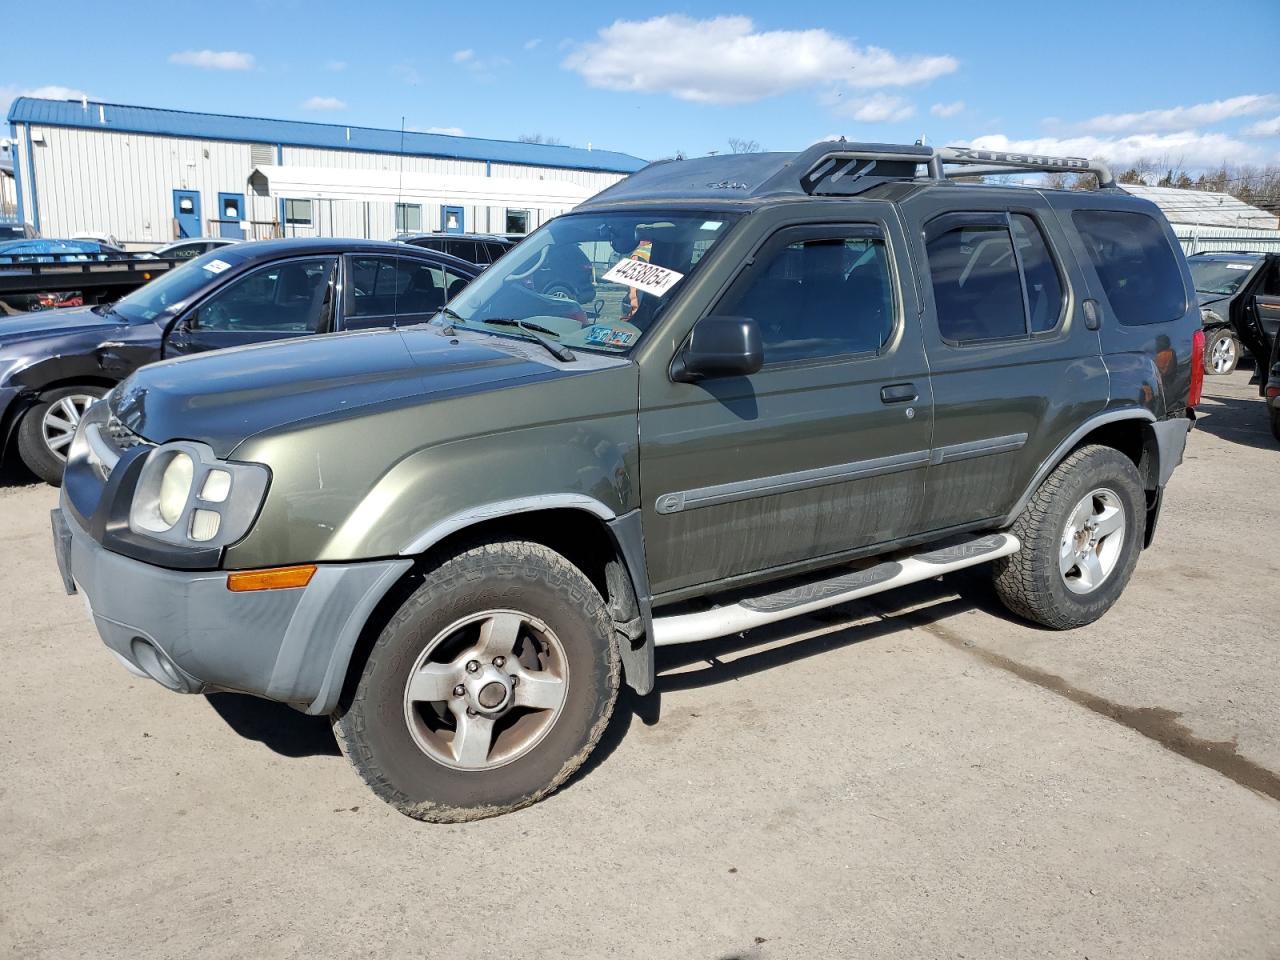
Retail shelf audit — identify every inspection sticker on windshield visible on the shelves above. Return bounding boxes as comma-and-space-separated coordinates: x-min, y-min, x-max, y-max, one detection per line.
1227, 263, 1253, 270
202, 258, 232, 274
603, 257, 685, 297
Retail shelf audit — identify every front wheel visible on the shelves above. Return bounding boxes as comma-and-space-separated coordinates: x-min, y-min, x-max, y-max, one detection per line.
16, 385, 107, 485
1204, 327, 1239, 376
334, 540, 620, 821
993, 445, 1146, 630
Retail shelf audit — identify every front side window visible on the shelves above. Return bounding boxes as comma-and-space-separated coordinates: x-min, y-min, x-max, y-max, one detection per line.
1011, 214, 1065, 332
442, 211, 737, 354
189, 257, 335, 332
285, 199, 313, 226
1072, 210, 1186, 326
717, 228, 895, 365
395, 203, 422, 233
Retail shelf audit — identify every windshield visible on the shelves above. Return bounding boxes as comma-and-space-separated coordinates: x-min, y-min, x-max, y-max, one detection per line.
1189, 258, 1256, 296
440, 211, 737, 354
111, 247, 247, 322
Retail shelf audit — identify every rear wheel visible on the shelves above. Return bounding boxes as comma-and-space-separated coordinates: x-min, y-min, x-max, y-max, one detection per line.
16, 385, 107, 485
1204, 327, 1239, 376
993, 445, 1146, 630
334, 540, 620, 821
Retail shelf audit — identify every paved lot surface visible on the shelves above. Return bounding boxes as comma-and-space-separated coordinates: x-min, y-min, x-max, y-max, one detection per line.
1, 370, 1277, 959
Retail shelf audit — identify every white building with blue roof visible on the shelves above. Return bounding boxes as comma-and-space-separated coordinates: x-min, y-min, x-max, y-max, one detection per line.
5, 96, 647, 246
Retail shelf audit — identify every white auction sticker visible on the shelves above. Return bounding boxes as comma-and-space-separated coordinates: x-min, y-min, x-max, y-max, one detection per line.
1227, 263, 1252, 270
602, 257, 685, 297
202, 258, 232, 274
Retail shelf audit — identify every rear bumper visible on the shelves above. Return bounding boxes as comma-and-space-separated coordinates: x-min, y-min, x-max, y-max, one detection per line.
54, 504, 410, 715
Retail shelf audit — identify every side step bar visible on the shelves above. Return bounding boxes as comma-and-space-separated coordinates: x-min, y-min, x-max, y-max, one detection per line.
651, 533, 1020, 647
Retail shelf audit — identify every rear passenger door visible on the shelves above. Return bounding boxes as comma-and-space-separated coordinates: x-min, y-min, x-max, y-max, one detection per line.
341, 255, 471, 331
639, 216, 935, 598
906, 197, 1108, 531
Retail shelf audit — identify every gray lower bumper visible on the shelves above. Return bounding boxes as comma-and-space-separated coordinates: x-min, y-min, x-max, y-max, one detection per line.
55, 506, 410, 715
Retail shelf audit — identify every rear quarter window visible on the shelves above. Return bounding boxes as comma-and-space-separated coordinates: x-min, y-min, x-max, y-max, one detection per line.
1072, 210, 1186, 326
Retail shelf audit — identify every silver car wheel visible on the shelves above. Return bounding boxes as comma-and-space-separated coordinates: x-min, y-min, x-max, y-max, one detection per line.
41, 394, 96, 461
1210, 334, 1236, 374
1059, 488, 1126, 595
402, 609, 569, 771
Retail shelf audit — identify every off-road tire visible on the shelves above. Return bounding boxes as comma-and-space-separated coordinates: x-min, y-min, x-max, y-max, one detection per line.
992, 444, 1146, 630
1203, 327, 1238, 376
334, 540, 620, 822
16, 385, 107, 485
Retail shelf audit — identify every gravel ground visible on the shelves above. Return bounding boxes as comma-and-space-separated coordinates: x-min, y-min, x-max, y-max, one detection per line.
1, 369, 1276, 959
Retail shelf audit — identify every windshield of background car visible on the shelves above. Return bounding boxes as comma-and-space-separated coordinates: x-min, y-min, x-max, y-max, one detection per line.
1189, 258, 1256, 296
111, 247, 250, 322
440, 212, 737, 353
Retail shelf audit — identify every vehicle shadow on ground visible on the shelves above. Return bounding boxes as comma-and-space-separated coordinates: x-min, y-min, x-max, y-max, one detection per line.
1193, 393, 1276, 451
0, 456, 38, 488
567, 572, 1010, 788
205, 692, 341, 758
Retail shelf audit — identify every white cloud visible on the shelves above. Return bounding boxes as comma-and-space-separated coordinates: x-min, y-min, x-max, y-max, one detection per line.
0, 84, 93, 117
452, 49, 474, 63
965, 131, 1266, 169
524, 38, 542, 50
1076, 94, 1277, 134
424, 126, 465, 136
301, 95, 346, 111
832, 92, 915, 123
563, 15, 957, 105
325, 60, 348, 72
1243, 115, 1280, 137
931, 100, 964, 118
168, 49, 255, 71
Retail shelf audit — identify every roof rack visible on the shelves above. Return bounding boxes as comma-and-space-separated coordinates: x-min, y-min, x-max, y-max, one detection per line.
777, 141, 1115, 197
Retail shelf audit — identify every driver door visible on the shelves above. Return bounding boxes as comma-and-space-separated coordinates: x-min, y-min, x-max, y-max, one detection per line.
164, 256, 338, 357
1247, 257, 1280, 363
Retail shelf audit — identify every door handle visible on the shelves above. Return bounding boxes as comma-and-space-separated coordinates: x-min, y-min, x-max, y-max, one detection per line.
880, 383, 918, 404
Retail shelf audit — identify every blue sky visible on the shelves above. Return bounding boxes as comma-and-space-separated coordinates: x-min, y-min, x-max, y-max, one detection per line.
4, 0, 1278, 168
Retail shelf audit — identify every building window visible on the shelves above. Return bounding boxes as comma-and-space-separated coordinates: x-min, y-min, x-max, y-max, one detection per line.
284, 199, 313, 226
505, 209, 530, 235
395, 203, 422, 233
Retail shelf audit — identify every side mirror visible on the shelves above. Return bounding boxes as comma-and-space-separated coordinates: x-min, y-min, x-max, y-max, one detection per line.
672, 316, 764, 383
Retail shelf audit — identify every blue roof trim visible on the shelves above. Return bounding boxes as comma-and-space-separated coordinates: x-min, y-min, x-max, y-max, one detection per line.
6, 97, 648, 175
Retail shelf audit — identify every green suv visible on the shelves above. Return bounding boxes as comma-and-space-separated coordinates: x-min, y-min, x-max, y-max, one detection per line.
52, 143, 1204, 821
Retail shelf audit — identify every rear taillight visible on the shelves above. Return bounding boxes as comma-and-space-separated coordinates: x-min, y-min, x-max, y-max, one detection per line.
1188, 329, 1205, 409
1267, 385, 1280, 399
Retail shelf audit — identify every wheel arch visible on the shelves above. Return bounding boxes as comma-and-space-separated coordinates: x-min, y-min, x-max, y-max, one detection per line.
1, 374, 118, 462
334, 498, 654, 713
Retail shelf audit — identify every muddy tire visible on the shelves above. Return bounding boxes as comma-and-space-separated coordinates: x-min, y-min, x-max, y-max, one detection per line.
334, 540, 620, 822
992, 444, 1146, 630
16, 385, 107, 485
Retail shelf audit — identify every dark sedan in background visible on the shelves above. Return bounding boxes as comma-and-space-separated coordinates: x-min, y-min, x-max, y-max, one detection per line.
0, 238, 479, 483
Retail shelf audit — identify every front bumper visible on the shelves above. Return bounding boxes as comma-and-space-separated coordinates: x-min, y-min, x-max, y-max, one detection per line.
53, 504, 410, 715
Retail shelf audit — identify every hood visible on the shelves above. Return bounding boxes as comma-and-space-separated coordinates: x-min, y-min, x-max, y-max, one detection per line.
110, 326, 582, 456
1196, 291, 1229, 311
0, 306, 119, 346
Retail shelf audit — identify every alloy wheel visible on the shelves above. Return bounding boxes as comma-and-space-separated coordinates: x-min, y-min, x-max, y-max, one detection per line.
1059, 488, 1126, 595
41, 394, 97, 461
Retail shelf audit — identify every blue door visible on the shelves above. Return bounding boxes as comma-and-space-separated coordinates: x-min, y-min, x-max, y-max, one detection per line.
217, 192, 245, 239
173, 190, 202, 238
442, 206, 464, 234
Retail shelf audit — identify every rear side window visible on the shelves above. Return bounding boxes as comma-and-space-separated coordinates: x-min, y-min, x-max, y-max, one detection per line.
1011, 215, 1064, 333
927, 223, 1026, 342
1072, 210, 1185, 326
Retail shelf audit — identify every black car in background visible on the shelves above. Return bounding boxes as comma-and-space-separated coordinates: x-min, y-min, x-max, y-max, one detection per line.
396, 232, 514, 265
0, 238, 479, 483
1187, 252, 1280, 378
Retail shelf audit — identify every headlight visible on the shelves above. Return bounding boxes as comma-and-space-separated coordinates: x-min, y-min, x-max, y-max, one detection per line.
158, 453, 194, 527
129, 442, 269, 548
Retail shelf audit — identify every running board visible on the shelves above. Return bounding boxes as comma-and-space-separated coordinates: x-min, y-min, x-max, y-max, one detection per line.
651, 533, 1021, 647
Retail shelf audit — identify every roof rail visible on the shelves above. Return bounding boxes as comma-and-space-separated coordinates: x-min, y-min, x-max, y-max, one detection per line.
778, 141, 1114, 197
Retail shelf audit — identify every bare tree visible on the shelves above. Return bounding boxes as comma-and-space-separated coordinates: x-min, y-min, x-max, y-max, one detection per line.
728, 137, 762, 154
517, 133, 563, 146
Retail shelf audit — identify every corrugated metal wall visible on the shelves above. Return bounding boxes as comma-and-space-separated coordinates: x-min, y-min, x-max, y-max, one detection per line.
1173, 223, 1280, 254
12, 124, 627, 245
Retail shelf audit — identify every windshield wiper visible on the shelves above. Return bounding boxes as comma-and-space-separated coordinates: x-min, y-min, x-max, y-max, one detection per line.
482, 318, 575, 362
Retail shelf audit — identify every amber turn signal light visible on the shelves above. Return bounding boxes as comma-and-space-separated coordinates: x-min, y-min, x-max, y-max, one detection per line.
226, 564, 317, 592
